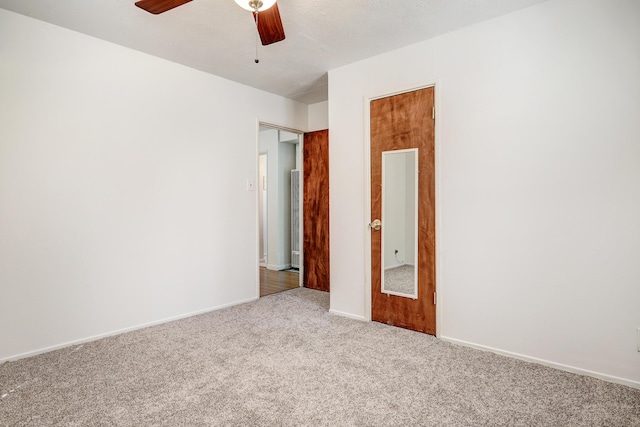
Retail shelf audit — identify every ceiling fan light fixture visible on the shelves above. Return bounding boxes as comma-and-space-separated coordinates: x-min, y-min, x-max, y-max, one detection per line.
234, 0, 277, 12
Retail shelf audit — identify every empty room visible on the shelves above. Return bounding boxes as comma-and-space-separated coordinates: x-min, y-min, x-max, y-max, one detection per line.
1, 0, 639, 425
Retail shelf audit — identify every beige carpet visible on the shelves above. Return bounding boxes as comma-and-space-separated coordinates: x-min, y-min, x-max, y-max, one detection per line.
384, 265, 415, 295
1, 288, 638, 426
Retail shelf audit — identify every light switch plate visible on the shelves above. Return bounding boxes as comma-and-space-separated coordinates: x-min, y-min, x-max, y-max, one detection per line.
246, 179, 255, 191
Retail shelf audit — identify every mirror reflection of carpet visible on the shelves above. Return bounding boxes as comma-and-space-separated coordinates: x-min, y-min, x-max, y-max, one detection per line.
384, 265, 415, 295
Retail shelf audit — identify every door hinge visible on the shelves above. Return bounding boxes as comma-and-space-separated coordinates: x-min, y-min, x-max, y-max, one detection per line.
432, 106, 435, 120
433, 292, 437, 305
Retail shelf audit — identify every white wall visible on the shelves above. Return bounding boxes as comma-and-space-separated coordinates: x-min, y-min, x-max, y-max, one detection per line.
328, 0, 640, 386
383, 153, 408, 269
259, 129, 280, 268
258, 154, 268, 264
277, 139, 296, 269
0, 9, 307, 361
308, 101, 329, 131
404, 153, 415, 266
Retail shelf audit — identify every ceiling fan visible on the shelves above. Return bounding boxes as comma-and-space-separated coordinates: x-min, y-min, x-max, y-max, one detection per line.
135, 0, 285, 46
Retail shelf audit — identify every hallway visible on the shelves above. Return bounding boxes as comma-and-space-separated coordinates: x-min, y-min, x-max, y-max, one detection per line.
259, 267, 299, 297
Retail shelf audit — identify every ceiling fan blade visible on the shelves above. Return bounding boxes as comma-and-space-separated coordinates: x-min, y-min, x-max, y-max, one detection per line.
135, 0, 192, 14
253, 2, 286, 46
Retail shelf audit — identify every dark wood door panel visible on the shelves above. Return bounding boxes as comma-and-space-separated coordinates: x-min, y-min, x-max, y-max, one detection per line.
303, 129, 330, 292
370, 88, 435, 334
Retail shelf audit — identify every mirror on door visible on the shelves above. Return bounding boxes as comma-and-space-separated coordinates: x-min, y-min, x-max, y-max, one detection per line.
381, 149, 418, 299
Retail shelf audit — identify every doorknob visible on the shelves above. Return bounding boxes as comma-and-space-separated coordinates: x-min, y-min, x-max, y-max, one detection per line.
369, 219, 382, 231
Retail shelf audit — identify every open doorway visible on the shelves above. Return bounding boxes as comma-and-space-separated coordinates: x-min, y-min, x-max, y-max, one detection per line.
258, 125, 303, 296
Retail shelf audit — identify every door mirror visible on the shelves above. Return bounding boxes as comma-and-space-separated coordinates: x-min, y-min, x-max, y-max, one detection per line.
381, 149, 418, 299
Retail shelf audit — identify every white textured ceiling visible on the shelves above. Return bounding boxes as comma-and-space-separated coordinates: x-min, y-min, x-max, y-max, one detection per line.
0, 0, 549, 104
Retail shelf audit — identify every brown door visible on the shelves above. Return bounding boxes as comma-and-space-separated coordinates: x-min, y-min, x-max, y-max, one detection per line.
370, 87, 436, 334
303, 129, 330, 292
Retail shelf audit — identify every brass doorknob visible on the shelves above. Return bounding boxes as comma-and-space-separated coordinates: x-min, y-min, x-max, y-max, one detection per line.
369, 219, 382, 231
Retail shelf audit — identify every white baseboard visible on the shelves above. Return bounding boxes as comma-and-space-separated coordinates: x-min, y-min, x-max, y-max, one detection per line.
384, 263, 404, 270
267, 263, 292, 271
329, 308, 367, 322
440, 335, 640, 390
1, 296, 259, 363
384, 262, 414, 271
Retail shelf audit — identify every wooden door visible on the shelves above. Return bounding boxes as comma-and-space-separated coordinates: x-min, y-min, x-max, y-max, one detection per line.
370, 88, 435, 334
303, 129, 330, 292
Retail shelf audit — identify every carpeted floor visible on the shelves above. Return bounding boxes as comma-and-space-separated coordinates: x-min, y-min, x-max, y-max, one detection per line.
1, 288, 639, 426
384, 265, 415, 295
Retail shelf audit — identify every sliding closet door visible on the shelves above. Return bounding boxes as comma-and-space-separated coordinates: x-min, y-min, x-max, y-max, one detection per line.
303, 129, 330, 292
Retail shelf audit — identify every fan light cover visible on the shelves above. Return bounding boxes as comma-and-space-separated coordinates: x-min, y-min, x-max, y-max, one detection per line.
234, 0, 277, 12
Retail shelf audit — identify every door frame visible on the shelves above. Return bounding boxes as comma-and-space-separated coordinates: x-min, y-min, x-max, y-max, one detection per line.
363, 82, 443, 337
255, 121, 305, 296
258, 152, 268, 267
